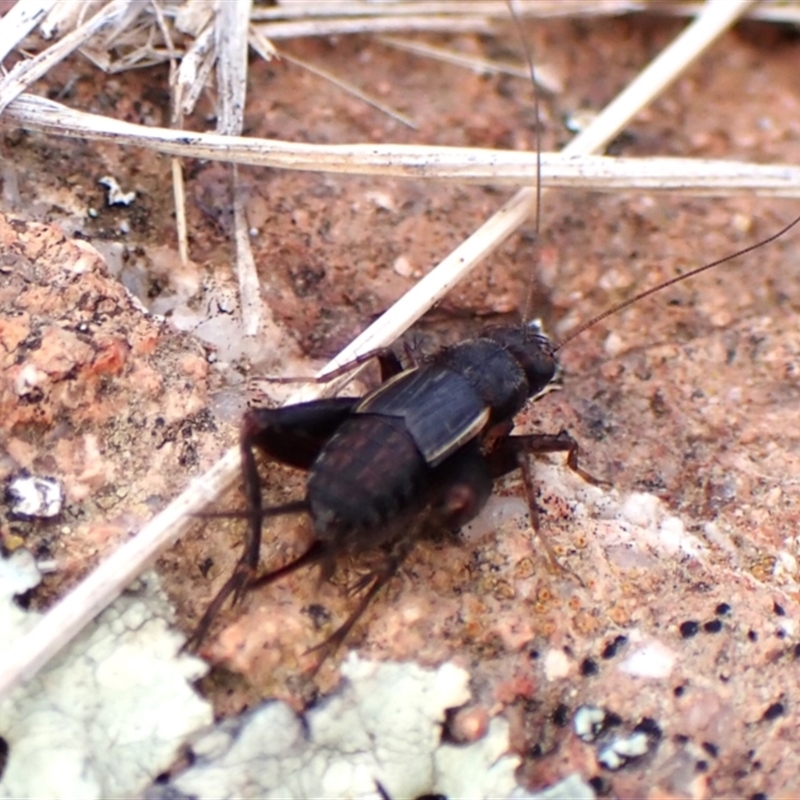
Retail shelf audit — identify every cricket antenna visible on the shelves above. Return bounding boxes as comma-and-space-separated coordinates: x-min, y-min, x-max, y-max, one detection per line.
555, 212, 800, 353
507, 0, 542, 324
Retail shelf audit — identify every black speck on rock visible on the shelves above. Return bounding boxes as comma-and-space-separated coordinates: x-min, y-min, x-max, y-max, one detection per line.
679, 620, 700, 638
762, 702, 785, 722
601, 635, 628, 659
580, 657, 599, 676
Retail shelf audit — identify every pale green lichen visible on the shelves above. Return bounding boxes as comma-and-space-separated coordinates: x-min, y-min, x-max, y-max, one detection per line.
0, 557, 212, 800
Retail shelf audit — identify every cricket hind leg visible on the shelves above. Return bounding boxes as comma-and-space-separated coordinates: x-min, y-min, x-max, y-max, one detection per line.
239, 397, 362, 589
243, 397, 359, 470
305, 442, 495, 670
239, 397, 361, 593
183, 499, 311, 651
305, 537, 416, 671
186, 398, 359, 651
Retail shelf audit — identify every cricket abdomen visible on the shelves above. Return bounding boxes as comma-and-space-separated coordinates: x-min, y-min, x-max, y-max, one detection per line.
307, 414, 430, 551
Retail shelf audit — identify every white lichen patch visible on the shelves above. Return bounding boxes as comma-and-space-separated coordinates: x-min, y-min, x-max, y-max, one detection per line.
0, 552, 573, 800
597, 732, 650, 771
166, 655, 520, 800
0, 556, 212, 800
6, 475, 63, 518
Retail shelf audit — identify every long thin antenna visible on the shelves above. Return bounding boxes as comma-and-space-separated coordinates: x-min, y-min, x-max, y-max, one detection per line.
556, 212, 800, 351
507, 0, 541, 323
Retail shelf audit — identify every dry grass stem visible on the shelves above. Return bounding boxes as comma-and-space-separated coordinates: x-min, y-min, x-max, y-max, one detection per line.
249, 1, 514, 21
247, 0, 800, 25
251, 16, 492, 41
214, 0, 250, 136
648, 0, 800, 24
175, 24, 216, 117
215, 0, 261, 335
377, 35, 562, 94
5, 93, 798, 196
247, 1, 625, 21
171, 157, 189, 267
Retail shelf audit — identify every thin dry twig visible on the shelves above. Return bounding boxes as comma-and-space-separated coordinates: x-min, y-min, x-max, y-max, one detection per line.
215, 0, 262, 336
5, 93, 798, 195
377, 35, 563, 94
274, 46, 418, 130
0, 0, 756, 699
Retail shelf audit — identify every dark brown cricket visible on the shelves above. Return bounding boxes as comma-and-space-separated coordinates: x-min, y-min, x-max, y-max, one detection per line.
186, 321, 601, 660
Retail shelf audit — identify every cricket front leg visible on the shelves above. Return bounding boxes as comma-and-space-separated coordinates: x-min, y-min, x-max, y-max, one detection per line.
487, 430, 605, 580
487, 429, 607, 488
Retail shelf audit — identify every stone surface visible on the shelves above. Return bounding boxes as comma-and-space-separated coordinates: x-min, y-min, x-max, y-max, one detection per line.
2, 8, 800, 798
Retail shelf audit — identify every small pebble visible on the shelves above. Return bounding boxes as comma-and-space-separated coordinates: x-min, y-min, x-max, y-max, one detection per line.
7, 475, 63, 518
573, 705, 606, 743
